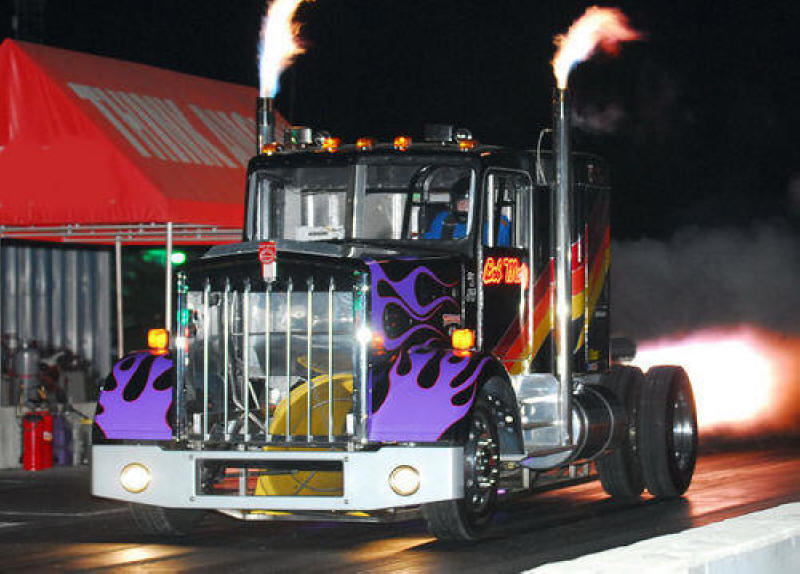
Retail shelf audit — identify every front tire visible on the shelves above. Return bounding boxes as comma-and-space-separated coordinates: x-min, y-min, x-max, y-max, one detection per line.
639, 366, 698, 498
129, 503, 205, 536
422, 395, 500, 541
596, 365, 645, 499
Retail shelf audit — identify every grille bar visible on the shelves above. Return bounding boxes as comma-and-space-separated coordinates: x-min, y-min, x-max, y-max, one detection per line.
243, 280, 251, 442
285, 279, 293, 441
264, 283, 272, 441
306, 277, 313, 441
328, 277, 334, 441
202, 280, 210, 440
223, 281, 231, 440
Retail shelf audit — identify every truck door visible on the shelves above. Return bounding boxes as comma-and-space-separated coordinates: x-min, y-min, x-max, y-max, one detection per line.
478, 170, 535, 375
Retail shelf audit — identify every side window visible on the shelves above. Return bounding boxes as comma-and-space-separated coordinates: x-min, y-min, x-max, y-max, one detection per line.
483, 171, 532, 248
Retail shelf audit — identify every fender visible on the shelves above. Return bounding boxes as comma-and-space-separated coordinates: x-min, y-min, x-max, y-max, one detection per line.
93, 351, 174, 442
368, 346, 514, 444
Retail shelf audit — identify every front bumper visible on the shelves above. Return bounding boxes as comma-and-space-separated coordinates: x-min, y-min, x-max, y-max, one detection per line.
92, 445, 463, 511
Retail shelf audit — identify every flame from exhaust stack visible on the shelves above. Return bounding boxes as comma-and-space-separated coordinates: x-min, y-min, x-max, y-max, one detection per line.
258, 0, 313, 98
552, 6, 641, 90
631, 327, 800, 435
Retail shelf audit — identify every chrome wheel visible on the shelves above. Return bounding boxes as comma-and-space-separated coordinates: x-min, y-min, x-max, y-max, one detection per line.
671, 387, 695, 473
464, 408, 499, 517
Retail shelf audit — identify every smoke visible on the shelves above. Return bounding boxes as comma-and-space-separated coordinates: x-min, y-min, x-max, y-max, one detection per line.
572, 102, 625, 134
611, 222, 800, 340
612, 222, 800, 440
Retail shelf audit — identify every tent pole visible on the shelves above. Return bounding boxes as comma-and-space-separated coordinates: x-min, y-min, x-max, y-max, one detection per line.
115, 237, 124, 358
165, 222, 173, 334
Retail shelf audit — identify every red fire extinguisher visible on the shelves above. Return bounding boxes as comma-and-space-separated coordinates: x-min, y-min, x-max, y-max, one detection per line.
23, 411, 53, 471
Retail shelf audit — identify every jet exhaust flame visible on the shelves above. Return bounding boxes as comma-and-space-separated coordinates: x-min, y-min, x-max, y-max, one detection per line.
258, 0, 313, 98
552, 6, 641, 90
631, 326, 800, 435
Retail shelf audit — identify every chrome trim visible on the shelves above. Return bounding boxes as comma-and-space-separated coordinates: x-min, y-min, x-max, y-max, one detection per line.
306, 277, 314, 440
243, 280, 251, 442
264, 283, 272, 440
92, 445, 464, 511
554, 88, 573, 447
285, 279, 293, 440
527, 180, 536, 375
355, 273, 370, 441
174, 273, 188, 440
202, 280, 210, 440
223, 280, 231, 440
328, 277, 335, 441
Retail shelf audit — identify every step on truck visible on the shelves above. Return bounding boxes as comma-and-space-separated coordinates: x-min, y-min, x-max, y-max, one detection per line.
91, 92, 698, 541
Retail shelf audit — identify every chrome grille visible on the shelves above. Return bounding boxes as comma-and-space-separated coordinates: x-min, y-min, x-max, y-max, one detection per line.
176, 272, 360, 445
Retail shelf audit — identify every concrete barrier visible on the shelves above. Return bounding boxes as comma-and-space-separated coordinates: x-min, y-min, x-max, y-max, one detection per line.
528, 502, 800, 573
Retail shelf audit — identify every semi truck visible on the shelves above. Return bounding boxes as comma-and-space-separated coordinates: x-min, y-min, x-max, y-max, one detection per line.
91, 92, 698, 541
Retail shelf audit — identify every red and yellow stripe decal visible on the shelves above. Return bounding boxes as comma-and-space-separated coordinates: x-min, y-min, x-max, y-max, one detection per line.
495, 199, 610, 373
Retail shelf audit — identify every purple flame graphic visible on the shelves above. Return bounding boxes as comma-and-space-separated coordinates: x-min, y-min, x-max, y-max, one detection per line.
95, 352, 173, 440
369, 345, 489, 441
367, 261, 457, 351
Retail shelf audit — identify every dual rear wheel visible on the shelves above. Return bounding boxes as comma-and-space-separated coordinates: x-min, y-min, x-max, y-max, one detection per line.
597, 365, 698, 500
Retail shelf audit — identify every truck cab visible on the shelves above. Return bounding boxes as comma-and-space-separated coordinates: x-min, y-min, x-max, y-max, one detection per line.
91, 129, 697, 541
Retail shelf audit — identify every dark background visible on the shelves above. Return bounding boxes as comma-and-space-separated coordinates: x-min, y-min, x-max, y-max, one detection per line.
2, 0, 798, 240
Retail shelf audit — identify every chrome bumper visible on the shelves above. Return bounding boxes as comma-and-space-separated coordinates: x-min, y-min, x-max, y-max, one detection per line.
92, 445, 463, 511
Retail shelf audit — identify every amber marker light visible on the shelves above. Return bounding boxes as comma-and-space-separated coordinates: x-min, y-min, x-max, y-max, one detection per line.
458, 139, 477, 151
147, 328, 169, 355
261, 142, 282, 155
452, 328, 475, 352
393, 135, 412, 151
322, 137, 341, 153
356, 137, 375, 150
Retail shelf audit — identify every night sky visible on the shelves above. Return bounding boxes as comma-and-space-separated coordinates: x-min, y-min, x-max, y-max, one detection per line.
2, 0, 799, 240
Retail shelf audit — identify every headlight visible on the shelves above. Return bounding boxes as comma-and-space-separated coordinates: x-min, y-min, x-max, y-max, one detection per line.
120, 463, 151, 493
388, 465, 420, 496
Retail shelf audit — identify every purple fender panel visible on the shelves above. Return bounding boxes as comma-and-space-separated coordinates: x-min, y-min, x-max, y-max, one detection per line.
365, 259, 490, 442
94, 351, 174, 440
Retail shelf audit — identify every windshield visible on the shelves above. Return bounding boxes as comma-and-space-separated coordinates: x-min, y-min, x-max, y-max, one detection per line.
246, 162, 475, 243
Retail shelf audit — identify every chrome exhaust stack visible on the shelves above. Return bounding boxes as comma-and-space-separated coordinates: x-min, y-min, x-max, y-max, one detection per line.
256, 96, 276, 153
553, 87, 574, 447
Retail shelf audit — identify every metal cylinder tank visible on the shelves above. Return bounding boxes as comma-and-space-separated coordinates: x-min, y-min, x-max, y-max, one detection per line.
13, 340, 40, 404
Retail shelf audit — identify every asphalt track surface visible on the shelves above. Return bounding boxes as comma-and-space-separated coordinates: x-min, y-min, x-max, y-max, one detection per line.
0, 445, 797, 572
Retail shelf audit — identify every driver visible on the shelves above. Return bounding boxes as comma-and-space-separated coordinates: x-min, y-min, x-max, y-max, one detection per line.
424, 178, 470, 240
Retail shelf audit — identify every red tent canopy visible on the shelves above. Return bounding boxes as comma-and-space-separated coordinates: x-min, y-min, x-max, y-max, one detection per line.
0, 39, 286, 242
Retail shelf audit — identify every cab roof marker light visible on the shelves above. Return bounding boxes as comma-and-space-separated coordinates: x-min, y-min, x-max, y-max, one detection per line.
393, 135, 412, 151
261, 142, 283, 155
458, 139, 477, 151
321, 137, 341, 153
314, 130, 332, 147
356, 137, 375, 151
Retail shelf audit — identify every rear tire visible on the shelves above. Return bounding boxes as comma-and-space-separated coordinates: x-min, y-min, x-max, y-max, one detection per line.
129, 503, 205, 536
639, 366, 698, 498
422, 395, 500, 541
596, 365, 645, 499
